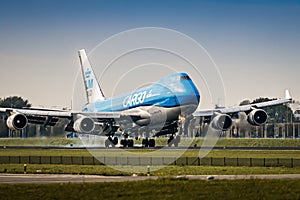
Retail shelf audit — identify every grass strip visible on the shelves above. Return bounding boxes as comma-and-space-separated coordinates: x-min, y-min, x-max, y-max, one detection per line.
1, 138, 300, 147
0, 179, 299, 200
1, 164, 300, 176
1, 149, 300, 158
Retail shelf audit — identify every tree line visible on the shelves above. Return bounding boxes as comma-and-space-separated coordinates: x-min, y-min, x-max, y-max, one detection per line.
0, 96, 67, 137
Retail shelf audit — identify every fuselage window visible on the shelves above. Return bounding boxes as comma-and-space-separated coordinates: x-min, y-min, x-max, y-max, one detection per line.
180, 75, 191, 80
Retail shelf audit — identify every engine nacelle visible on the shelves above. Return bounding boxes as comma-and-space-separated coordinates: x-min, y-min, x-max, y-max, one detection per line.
211, 114, 232, 131
132, 116, 150, 126
247, 109, 268, 126
134, 107, 167, 130
73, 117, 95, 133
6, 113, 28, 130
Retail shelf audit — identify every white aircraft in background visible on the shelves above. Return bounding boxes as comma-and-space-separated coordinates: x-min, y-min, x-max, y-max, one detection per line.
0, 49, 293, 147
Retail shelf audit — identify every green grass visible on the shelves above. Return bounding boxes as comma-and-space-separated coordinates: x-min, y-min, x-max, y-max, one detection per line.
1, 138, 300, 200
1, 137, 300, 147
1, 148, 300, 159
1, 164, 300, 176
0, 179, 299, 200
0, 149, 92, 156
0, 137, 80, 146
214, 138, 300, 148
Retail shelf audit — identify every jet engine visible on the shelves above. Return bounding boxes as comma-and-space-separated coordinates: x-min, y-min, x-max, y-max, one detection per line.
132, 116, 150, 126
133, 107, 167, 130
211, 114, 232, 131
247, 109, 268, 126
73, 117, 95, 133
6, 113, 28, 130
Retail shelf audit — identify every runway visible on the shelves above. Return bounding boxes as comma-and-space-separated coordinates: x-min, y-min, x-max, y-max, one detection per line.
1, 174, 300, 184
2, 146, 300, 150
0, 174, 158, 184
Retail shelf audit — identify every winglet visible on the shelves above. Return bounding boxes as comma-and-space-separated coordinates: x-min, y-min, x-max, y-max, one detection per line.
285, 89, 292, 100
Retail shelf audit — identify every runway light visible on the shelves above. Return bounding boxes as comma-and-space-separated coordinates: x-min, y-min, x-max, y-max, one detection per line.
23, 164, 27, 174
147, 165, 150, 176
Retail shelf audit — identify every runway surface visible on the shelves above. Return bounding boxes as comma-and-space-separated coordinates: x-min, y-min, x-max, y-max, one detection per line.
1, 174, 300, 184
2, 146, 300, 150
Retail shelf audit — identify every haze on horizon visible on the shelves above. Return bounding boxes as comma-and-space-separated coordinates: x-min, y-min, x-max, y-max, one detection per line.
0, 0, 299, 110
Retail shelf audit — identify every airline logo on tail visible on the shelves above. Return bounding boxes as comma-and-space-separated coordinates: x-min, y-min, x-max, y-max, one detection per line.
78, 49, 105, 103
84, 69, 94, 96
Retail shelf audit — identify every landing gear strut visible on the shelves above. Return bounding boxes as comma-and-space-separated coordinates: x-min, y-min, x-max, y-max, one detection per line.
105, 136, 118, 148
103, 121, 119, 148
168, 135, 180, 147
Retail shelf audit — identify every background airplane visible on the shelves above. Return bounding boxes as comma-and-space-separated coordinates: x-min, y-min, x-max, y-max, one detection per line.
0, 49, 293, 147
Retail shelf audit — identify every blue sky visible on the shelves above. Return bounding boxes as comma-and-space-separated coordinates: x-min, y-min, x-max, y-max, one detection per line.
0, 0, 299, 109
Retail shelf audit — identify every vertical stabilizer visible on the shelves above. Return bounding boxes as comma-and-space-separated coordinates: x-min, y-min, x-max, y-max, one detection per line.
78, 49, 105, 103
285, 89, 292, 100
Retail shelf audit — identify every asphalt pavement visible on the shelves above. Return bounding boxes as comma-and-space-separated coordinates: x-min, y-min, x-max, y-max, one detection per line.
1, 174, 300, 184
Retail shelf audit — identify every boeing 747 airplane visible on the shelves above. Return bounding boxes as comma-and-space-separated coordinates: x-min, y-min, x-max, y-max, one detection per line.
0, 49, 292, 147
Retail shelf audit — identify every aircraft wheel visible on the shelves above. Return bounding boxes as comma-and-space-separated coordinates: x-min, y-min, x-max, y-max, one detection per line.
113, 137, 118, 146
128, 139, 134, 147
120, 139, 127, 147
149, 139, 155, 147
142, 138, 149, 147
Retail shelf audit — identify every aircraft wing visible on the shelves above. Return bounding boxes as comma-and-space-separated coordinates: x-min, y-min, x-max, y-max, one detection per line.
0, 106, 144, 131
0, 107, 72, 118
0, 107, 139, 120
0, 90, 292, 134
193, 90, 292, 117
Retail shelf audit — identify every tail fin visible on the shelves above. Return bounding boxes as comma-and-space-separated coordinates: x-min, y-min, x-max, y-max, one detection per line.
285, 89, 292, 100
78, 49, 105, 103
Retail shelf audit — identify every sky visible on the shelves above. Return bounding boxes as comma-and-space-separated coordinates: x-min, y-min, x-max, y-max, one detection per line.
0, 0, 299, 110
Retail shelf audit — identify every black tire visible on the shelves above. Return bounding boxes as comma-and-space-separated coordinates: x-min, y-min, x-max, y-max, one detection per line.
128, 140, 134, 147
142, 138, 149, 147
149, 139, 155, 147
113, 137, 118, 145
121, 139, 127, 147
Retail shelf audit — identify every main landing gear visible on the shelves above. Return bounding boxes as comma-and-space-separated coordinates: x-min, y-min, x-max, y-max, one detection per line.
142, 137, 156, 148
104, 135, 180, 148
120, 138, 134, 148
120, 137, 156, 148
103, 122, 119, 148
119, 132, 134, 148
104, 136, 136, 148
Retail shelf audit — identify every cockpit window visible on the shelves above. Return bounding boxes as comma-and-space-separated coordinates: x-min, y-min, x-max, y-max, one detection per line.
180, 75, 191, 80
295, 110, 300, 114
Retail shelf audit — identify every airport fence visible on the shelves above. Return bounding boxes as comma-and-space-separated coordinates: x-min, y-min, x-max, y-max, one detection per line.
0, 156, 300, 168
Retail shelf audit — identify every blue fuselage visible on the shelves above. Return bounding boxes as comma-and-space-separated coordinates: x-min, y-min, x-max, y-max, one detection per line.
83, 73, 200, 115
